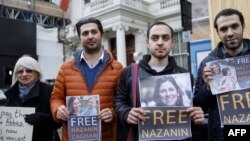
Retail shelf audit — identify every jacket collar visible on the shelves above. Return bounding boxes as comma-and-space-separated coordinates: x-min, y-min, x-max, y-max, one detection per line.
210, 38, 250, 59
73, 49, 112, 70
5, 81, 40, 103
139, 54, 178, 75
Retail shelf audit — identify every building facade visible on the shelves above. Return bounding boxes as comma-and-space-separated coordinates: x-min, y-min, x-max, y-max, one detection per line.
65, 0, 189, 69
0, 0, 70, 88
0, 0, 192, 89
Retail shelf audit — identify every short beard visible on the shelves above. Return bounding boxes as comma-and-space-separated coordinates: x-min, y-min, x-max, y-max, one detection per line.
84, 45, 102, 54
151, 52, 169, 60
224, 38, 243, 50
224, 43, 240, 49
224, 44, 242, 53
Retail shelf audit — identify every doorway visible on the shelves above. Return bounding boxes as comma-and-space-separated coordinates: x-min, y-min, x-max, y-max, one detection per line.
110, 34, 135, 65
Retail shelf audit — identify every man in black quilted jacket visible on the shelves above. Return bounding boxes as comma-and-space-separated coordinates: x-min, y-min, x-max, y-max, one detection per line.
194, 8, 250, 141
115, 22, 204, 141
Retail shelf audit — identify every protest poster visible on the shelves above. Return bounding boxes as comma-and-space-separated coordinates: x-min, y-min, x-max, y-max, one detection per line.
0, 106, 35, 141
138, 107, 191, 140
217, 89, 250, 126
206, 55, 250, 126
66, 95, 101, 141
138, 73, 192, 140
206, 55, 250, 95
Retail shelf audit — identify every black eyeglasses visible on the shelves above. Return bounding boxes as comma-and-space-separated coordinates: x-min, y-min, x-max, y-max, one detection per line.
17, 69, 34, 74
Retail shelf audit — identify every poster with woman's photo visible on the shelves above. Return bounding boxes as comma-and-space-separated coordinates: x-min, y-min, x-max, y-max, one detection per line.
66, 95, 101, 141
139, 73, 192, 107
138, 73, 192, 140
206, 55, 250, 126
206, 59, 240, 95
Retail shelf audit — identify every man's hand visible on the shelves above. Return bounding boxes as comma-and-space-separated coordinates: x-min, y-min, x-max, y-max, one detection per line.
99, 108, 113, 123
187, 107, 204, 125
203, 66, 214, 90
127, 108, 146, 125
56, 105, 69, 121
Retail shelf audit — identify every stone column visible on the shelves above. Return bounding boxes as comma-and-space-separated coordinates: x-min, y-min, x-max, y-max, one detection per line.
112, 24, 128, 67
134, 29, 146, 62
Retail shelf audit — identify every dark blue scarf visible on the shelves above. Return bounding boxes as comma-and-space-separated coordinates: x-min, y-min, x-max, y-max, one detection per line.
19, 82, 35, 102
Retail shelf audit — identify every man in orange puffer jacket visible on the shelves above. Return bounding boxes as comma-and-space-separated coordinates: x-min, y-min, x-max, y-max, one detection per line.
50, 17, 123, 141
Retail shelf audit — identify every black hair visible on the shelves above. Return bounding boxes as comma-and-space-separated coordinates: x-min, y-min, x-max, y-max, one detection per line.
75, 17, 104, 37
147, 22, 174, 38
210, 62, 221, 74
222, 67, 230, 76
68, 96, 80, 115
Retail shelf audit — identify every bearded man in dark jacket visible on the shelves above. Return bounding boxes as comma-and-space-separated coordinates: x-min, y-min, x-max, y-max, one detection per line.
193, 8, 250, 141
115, 22, 204, 141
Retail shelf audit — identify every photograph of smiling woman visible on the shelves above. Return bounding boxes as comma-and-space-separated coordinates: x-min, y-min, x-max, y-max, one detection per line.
153, 74, 192, 107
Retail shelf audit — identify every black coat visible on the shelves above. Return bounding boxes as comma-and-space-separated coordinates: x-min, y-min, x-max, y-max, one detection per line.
5, 81, 61, 141
115, 54, 193, 141
193, 39, 250, 141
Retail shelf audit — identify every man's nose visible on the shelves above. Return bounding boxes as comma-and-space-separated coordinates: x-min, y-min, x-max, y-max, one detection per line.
88, 33, 94, 38
227, 28, 234, 36
157, 38, 164, 45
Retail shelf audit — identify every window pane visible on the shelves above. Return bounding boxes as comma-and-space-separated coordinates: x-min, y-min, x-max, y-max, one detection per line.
173, 56, 180, 65
172, 32, 189, 70
181, 42, 188, 52
182, 55, 189, 69
172, 33, 180, 54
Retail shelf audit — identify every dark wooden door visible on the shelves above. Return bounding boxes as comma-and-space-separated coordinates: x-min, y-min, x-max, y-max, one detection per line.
110, 34, 135, 65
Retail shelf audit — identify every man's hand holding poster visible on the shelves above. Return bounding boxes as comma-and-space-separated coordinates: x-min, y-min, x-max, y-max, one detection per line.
207, 55, 250, 126
66, 95, 101, 141
138, 73, 192, 140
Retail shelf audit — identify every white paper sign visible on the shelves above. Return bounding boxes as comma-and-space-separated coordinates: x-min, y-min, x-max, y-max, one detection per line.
0, 106, 35, 141
182, 31, 191, 42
